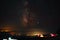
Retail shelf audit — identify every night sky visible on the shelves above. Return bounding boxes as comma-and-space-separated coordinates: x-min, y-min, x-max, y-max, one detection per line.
0, 0, 59, 33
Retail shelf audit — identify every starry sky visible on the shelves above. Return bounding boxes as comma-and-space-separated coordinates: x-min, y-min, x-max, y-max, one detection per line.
0, 0, 59, 33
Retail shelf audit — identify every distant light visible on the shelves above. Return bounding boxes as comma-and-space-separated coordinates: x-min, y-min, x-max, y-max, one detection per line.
40, 34, 44, 37
33, 33, 44, 37
50, 33, 57, 37
34, 33, 40, 37
3, 39, 7, 40
8, 37, 17, 40
8, 37, 11, 40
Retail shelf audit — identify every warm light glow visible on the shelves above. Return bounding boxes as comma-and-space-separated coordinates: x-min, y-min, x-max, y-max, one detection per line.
33, 33, 44, 37
40, 34, 44, 37
33, 32, 40, 36
1, 25, 16, 32
1, 29, 10, 32
34, 33, 40, 36
26, 30, 45, 37
4, 30, 9, 32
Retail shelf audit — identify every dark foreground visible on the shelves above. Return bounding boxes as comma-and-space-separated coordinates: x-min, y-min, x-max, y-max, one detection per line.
11, 36, 60, 40
0, 32, 60, 40
0, 36, 60, 40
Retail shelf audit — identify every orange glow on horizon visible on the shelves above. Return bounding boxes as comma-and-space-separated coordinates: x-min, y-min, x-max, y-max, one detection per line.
0, 25, 16, 32
26, 31, 45, 36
